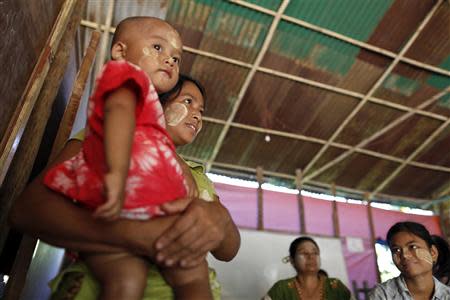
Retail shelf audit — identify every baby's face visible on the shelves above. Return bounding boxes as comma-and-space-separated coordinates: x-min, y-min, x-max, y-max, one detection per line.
124, 22, 182, 93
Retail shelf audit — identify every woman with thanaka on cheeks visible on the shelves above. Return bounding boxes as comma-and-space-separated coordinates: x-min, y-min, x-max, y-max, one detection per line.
10, 74, 240, 300
263, 236, 351, 300
19, 16, 222, 300
369, 222, 450, 299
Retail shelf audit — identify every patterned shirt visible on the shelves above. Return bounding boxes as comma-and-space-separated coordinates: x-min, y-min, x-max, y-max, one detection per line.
369, 275, 450, 300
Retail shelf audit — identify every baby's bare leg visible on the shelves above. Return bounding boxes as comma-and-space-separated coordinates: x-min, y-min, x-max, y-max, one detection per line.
161, 259, 213, 300
83, 251, 148, 300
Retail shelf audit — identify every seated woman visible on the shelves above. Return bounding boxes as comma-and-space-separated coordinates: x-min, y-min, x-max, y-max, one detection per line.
432, 234, 450, 286
369, 222, 450, 299
263, 236, 351, 300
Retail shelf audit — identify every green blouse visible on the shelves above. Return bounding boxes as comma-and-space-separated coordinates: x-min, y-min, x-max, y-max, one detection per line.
265, 277, 352, 300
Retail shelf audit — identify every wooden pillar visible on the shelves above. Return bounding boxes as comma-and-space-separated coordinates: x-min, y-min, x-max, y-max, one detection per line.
49, 30, 100, 159
366, 193, 382, 283
295, 169, 306, 234
331, 183, 340, 238
256, 166, 264, 230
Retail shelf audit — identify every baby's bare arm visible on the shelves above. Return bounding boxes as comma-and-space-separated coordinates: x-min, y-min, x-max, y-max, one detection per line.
94, 85, 137, 220
8, 139, 180, 256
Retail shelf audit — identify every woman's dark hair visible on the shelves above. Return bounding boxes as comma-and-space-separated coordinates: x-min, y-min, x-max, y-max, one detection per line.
159, 74, 206, 107
289, 236, 320, 259
386, 221, 433, 248
432, 235, 450, 282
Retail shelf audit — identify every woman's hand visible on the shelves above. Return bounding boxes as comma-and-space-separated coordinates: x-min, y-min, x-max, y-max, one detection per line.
154, 197, 240, 268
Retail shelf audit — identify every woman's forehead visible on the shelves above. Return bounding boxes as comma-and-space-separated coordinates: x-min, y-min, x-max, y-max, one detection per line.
297, 241, 319, 251
181, 82, 204, 104
391, 231, 425, 245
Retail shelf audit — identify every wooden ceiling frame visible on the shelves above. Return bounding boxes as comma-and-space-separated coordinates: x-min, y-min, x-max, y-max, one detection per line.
81, 19, 447, 124
202, 115, 450, 173
371, 117, 450, 197
301, 0, 443, 176
78, 0, 450, 202
231, 0, 450, 77
302, 87, 450, 182
205, 0, 291, 171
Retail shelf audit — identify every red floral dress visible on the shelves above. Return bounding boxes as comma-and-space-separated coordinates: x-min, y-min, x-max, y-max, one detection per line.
43, 60, 186, 219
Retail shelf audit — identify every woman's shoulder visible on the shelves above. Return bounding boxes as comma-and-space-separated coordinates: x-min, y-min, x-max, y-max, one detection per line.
268, 277, 297, 294
368, 276, 401, 299
325, 277, 346, 287
324, 277, 351, 299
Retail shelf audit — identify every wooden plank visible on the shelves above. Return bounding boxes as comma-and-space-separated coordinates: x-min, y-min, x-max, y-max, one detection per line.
49, 30, 100, 160
0, 0, 77, 186
331, 183, 340, 237
366, 193, 382, 284
0, 1, 65, 139
2, 0, 86, 298
295, 169, 306, 234
256, 166, 264, 230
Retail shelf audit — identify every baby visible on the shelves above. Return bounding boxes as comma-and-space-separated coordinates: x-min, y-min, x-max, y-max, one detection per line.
44, 17, 211, 300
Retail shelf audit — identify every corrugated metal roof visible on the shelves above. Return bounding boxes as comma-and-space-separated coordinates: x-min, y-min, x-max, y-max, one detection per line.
167, 0, 272, 62
284, 0, 394, 42
79, 0, 450, 204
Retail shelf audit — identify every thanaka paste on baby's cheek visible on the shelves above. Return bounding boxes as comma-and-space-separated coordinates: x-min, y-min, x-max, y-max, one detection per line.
142, 46, 150, 56
165, 103, 188, 126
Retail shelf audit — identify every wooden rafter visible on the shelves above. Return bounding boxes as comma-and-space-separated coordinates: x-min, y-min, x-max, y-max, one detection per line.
301, 0, 443, 176
371, 118, 450, 196
230, 0, 450, 78
205, 0, 291, 172
302, 87, 450, 182
79, 20, 449, 124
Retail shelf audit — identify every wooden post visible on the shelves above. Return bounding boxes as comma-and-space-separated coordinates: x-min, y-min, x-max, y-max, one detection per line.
0, 0, 86, 256
0, 0, 78, 187
331, 183, 340, 237
3, 16, 98, 300
366, 193, 382, 283
49, 30, 100, 160
295, 169, 306, 234
256, 166, 264, 230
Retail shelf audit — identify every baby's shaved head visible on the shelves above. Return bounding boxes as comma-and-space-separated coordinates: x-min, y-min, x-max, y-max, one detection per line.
111, 17, 177, 47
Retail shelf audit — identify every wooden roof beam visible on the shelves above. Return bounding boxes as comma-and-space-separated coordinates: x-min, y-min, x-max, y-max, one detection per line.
302, 87, 450, 182
205, 0, 291, 172
302, 0, 444, 180
202, 115, 450, 174
80, 20, 449, 123
230, 0, 450, 77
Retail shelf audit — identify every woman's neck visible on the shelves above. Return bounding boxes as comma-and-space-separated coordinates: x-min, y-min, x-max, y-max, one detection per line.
296, 272, 320, 288
404, 273, 435, 299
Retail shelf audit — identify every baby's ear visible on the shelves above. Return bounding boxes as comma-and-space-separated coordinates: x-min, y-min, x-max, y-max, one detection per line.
111, 41, 127, 60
